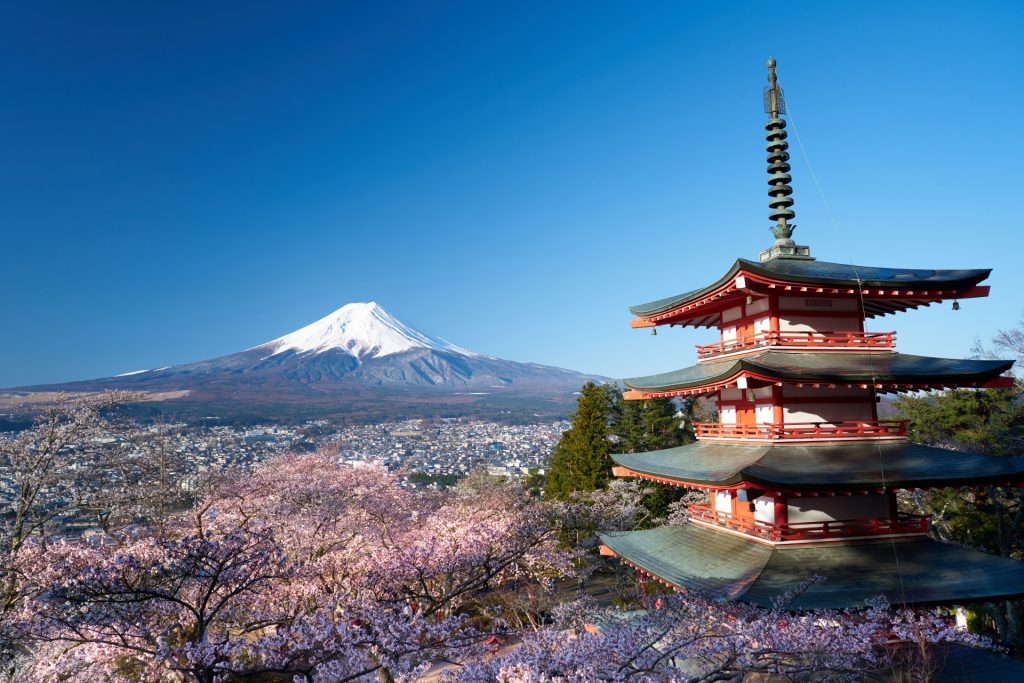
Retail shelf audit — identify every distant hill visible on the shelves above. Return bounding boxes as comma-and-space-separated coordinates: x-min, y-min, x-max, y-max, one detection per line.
3, 303, 608, 424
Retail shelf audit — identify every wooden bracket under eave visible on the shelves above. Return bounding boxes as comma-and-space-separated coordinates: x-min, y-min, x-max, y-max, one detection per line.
631, 318, 657, 328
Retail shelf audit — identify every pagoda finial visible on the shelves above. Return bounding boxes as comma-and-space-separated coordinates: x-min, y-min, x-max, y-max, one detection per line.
760, 58, 812, 262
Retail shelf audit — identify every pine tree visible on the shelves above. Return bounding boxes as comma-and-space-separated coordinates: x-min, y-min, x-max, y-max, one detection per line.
544, 382, 614, 500
639, 398, 685, 451
611, 396, 694, 520
615, 397, 645, 454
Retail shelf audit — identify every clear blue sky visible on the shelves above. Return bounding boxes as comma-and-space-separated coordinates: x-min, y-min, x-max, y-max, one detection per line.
2, 1, 1022, 386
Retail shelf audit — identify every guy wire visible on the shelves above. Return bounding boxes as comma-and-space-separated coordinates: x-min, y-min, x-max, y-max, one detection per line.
785, 103, 910, 610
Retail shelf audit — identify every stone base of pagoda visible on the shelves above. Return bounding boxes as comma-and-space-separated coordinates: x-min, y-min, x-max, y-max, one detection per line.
598, 524, 1024, 609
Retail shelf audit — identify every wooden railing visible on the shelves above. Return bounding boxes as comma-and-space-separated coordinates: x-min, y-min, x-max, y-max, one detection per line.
688, 504, 929, 542
694, 420, 907, 441
696, 331, 896, 360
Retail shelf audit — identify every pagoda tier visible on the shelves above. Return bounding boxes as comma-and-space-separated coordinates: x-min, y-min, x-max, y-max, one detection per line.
609, 441, 1024, 491
600, 58, 1024, 609
623, 351, 1013, 400
629, 258, 991, 329
599, 525, 1024, 609
610, 441, 1024, 547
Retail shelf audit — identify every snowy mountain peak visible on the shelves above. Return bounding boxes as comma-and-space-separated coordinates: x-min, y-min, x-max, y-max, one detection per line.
259, 302, 481, 359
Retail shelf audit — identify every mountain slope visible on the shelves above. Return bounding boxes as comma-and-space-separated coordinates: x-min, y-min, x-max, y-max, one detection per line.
7, 303, 606, 422
256, 302, 482, 360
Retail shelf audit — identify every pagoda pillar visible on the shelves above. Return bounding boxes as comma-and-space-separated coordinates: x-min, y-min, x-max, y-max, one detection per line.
774, 497, 788, 528
768, 294, 781, 337
772, 384, 784, 425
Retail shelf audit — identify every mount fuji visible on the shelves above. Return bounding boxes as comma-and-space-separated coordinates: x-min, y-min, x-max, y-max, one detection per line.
7, 303, 606, 423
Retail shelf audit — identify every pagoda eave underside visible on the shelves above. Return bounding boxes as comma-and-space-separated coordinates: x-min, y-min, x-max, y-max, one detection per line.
609, 442, 1024, 492
622, 351, 1013, 398
628, 260, 992, 328
598, 525, 1024, 609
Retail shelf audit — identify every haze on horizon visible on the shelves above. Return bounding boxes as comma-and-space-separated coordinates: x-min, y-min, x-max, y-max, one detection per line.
2, 1, 1022, 387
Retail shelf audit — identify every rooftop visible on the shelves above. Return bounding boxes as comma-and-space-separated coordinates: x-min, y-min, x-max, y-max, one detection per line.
610, 441, 1024, 490
629, 258, 991, 324
599, 524, 1024, 609
623, 351, 1012, 396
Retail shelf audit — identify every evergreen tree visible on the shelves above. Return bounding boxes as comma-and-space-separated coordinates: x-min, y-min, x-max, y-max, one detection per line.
639, 398, 686, 451
607, 395, 695, 520
544, 382, 614, 500
615, 397, 645, 454
894, 318, 1024, 647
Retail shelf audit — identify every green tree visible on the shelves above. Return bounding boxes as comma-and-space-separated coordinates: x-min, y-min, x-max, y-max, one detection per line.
615, 398, 645, 454
895, 318, 1024, 647
544, 382, 614, 500
609, 395, 697, 521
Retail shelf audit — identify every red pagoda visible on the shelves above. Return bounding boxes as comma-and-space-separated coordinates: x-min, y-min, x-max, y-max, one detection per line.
599, 58, 1024, 609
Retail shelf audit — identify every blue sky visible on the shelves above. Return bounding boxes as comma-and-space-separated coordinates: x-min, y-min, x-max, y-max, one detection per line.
1, 1, 1022, 386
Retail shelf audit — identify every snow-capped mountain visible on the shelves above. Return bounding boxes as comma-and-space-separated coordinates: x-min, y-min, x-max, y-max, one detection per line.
9, 303, 606, 422
256, 302, 482, 360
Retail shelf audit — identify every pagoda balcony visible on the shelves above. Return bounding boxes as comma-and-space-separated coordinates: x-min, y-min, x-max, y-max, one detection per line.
695, 330, 896, 361
688, 504, 929, 544
694, 420, 907, 442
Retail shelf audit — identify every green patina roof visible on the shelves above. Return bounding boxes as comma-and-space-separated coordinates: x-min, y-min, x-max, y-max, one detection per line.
611, 441, 1024, 489
599, 525, 1024, 609
624, 351, 1013, 392
629, 258, 991, 317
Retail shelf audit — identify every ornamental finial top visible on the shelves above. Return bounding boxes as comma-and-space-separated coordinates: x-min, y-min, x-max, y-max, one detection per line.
759, 58, 812, 262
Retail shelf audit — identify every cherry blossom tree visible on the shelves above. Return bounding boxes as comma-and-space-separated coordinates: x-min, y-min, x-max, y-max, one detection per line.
16, 451, 573, 682
0, 391, 145, 674
449, 589, 991, 683
9, 448, 999, 682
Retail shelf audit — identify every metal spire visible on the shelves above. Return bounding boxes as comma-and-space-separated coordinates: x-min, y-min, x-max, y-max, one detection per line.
760, 58, 811, 262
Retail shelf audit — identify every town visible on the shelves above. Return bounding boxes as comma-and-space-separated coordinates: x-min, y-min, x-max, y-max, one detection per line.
0, 417, 567, 538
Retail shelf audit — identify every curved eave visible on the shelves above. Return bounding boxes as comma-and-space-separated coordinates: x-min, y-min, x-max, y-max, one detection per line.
599, 525, 1024, 609
610, 442, 1024, 490
629, 259, 992, 326
623, 352, 1013, 395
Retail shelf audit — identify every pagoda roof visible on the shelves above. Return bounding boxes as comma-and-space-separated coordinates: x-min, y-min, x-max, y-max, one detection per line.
610, 441, 1024, 490
629, 258, 991, 323
624, 351, 1012, 395
599, 524, 1024, 608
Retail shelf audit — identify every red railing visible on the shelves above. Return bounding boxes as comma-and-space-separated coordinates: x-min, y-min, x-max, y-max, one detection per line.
688, 504, 929, 542
696, 331, 896, 360
694, 420, 907, 441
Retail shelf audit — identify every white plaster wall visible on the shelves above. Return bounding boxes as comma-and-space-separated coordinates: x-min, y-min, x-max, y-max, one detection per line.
756, 404, 774, 424
783, 402, 874, 423
787, 495, 888, 523
754, 496, 775, 525
747, 298, 770, 315
779, 315, 861, 333
722, 306, 743, 323
720, 406, 737, 424
714, 491, 733, 513
720, 387, 742, 401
